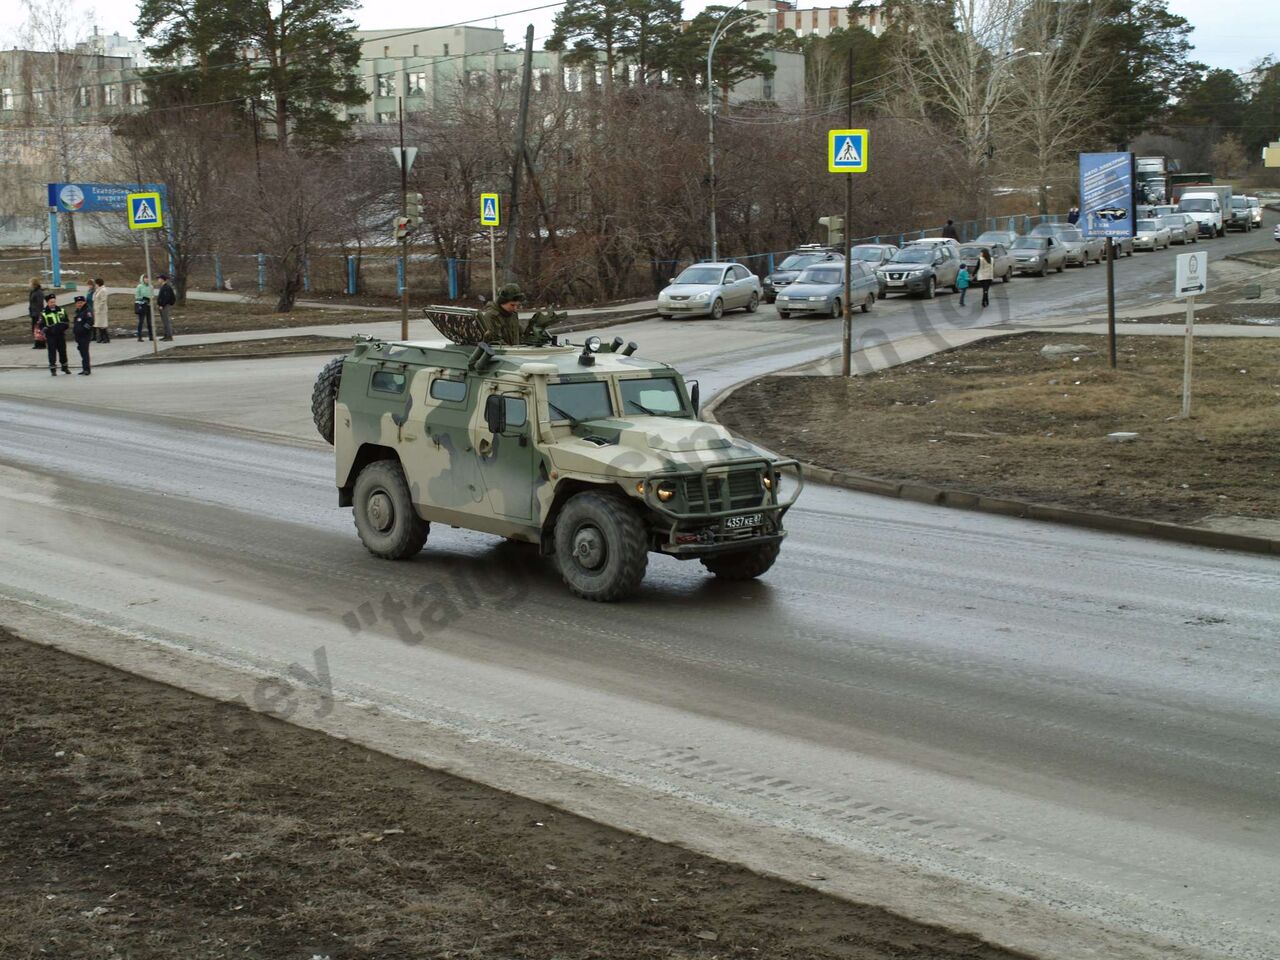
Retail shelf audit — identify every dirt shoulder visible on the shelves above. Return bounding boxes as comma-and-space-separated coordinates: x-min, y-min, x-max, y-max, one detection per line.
1123, 302, 1279, 326
0, 628, 1021, 960
129, 334, 350, 362
718, 333, 1278, 524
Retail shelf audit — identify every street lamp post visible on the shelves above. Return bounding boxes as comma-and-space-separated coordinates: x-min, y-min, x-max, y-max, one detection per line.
707, 1, 769, 262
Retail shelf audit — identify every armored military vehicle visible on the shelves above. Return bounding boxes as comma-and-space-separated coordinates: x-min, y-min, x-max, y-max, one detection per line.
312, 315, 801, 602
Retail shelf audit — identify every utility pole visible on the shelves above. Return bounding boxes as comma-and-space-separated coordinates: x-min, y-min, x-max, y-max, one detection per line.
503, 25, 535, 285
398, 96, 409, 341
841, 46, 854, 378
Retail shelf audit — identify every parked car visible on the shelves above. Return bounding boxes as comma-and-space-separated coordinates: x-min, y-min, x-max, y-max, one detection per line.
1030, 223, 1104, 266
658, 262, 762, 319
875, 243, 961, 298
1133, 218, 1172, 251
956, 243, 1014, 283
849, 243, 899, 267
1010, 236, 1066, 276
903, 237, 961, 251
1246, 196, 1263, 228
1274, 223, 1280, 243
1161, 213, 1198, 245
975, 229, 1019, 247
762, 246, 838, 302
1139, 204, 1178, 219
775, 261, 878, 319
1110, 234, 1135, 257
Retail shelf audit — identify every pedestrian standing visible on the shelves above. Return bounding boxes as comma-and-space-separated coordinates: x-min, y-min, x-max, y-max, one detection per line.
91, 278, 111, 343
976, 249, 995, 308
28, 277, 45, 350
40, 292, 71, 376
942, 219, 959, 240
956, 263, 971, 306
156, 274, 176, 341
84, 279, 97, 342
134, 274, 153, 342
1067, 206, 1080, 225
72, 295, 93, 375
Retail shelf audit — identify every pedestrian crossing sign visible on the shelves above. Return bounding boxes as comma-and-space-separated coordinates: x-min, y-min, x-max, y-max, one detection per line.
127, 191, 163, 230
828, 129, 869, 174
480, 192, 500, 227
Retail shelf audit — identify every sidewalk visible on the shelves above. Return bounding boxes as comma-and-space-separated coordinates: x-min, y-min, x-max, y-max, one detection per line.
0, 296, 660, 370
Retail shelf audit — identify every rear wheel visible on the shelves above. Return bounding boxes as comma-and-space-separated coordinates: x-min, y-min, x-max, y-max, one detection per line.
1002, 269, 1012, 283
745, 291, 760, 313
709, 298, 724, 320
861, 292, 874, 313
554, 491, 648, 602
1057, 262, 1065, 273
353, 460, 429, 560
700, 541, 781, 581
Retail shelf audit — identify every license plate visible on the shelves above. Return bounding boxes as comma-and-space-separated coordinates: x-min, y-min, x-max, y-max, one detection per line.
725, 513, 762, 530
886, 280, 905, 287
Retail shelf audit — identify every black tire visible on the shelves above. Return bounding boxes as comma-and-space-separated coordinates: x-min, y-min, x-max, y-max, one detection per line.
745, 292, 760, 313
1001, 269, 1012, 283
1037, 264, 1047, 277
830, 298, 842, 319
311, 356, 344, 445
861, 292, 874, 313
709, 298, 724, 320
700, 540, 781, 581
554, 491, 648, 602
352, 460, 429, 560
923, 277, 935, 299
1057, 262, 1065, 273
778, 310, 791, 319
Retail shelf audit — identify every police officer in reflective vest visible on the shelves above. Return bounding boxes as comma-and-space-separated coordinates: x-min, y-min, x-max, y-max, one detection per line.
40, 292, 71, 376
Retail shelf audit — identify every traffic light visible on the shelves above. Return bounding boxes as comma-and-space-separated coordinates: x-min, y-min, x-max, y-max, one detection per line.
394, 216, 411, 240
405, 191, 423, 227
819, 215, 844, 246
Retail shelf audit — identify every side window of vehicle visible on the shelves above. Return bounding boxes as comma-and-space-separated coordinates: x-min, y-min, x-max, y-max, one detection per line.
430, 376, 467, 403
370, 370, 406, 394
733, 265, 750, 281
505, 395, 528, 428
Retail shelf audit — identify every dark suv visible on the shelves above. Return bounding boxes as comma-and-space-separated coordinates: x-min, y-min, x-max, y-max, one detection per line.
763, 246, 838, 302
874, 243, 962, 298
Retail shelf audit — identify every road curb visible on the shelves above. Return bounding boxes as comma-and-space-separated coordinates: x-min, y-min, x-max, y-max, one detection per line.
703, 364, 1280, 558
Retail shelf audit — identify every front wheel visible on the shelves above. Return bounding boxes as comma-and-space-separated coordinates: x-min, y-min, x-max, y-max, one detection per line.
554, 491, 648, 602
778, 310, 791, 319
745, 292, 760, 313
923, 277, 935, 299
830, 298, 842, 319
709, 298, 724, 320
1057, 262, 1065, 273
700, 541, 781, 581
353, 460, 429, 560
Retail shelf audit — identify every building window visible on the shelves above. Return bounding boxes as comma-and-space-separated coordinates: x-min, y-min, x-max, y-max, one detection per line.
129, 84, 145, 105
408, 72, 426, 95
376, 111, 396, 124
496, 68, 515, 89
383, 44, 390, 57
77, 86, 90, 107
1, 88, 11, 110
105, 84, 119, 106
443, 43, 449, 56
536, 67, 552, 92
34, 91, 46, 109
763, 77, 773, 100
465, 69, 487, 88
376, 73, 396, 97
412, 44, 419, 56
563, 66, 580, 92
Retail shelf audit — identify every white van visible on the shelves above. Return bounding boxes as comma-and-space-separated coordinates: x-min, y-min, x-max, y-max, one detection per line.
1178, 191, 1224, 238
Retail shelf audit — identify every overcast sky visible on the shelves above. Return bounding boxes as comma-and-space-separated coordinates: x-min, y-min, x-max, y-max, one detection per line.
4, 0, 1275, 74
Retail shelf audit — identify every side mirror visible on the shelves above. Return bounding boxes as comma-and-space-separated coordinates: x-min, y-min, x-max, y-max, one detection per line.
484, 393, 506, 435
688, 380, 701, 415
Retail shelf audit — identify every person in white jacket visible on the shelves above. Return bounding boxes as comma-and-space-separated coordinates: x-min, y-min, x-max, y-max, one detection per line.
91, 278, 111, 343
976, 249, 995, 307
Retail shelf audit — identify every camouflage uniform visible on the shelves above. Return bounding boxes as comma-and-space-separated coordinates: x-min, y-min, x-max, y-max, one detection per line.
478, 283, 526, 345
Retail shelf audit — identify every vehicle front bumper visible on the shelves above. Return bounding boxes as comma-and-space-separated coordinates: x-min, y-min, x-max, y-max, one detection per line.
774, 296, 833, 314
1133, 236, 1158, 249
1063, 248, 1088, 264
1014, 257, 1047, 272
877, 272, 932, 293
658, 299, 715, 317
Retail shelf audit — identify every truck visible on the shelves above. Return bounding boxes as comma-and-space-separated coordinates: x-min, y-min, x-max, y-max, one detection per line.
1178, 184, 1233, 238
1169, 172, 1213, 204
311, 314, 803, 602
1135, 156, 1168, 204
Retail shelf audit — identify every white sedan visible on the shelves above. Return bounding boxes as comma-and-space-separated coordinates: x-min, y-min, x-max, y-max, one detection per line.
658, 263, 762, 319
1133, 218, 1172, 251
1274, 223, 1280, 244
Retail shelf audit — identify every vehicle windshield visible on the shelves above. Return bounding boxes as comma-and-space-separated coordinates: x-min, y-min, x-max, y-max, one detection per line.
796, 266, 843, 284
1160, 216, 1184, 228
1137, 219, 1159, 231
547, 380, 612, 423
1031, 224, 1069, 238
1231, 197, 1249, 208
674, 266, 726, 285
851, 247, 885, 260
1179, 198, 1214, 212
957, 246, 986, 258
892, 247, 934, 264
778, 254, 824, 270
1011, 237, 1048, 250
619, 377, 686, 417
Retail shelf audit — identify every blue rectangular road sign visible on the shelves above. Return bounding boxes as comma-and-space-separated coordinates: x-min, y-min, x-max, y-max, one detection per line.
828, 129, 869, 173
47, 182, 166, 213
1078, 153, 1135, 239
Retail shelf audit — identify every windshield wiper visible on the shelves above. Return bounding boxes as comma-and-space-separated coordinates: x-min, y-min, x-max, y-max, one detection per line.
624, 397, 661, 416
547, 400, 580, 426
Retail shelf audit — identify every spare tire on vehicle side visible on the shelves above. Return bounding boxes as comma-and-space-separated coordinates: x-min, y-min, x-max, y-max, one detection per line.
312, 356, 344, 445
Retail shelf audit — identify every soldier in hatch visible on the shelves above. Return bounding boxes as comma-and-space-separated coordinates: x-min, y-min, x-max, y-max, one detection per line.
476, 283, 558, 346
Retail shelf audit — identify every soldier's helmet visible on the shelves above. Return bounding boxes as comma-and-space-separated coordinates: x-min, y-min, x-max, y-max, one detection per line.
497, 282, 525, 304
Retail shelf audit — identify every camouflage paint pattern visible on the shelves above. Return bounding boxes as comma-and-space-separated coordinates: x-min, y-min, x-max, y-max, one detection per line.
333, 336, 801, 551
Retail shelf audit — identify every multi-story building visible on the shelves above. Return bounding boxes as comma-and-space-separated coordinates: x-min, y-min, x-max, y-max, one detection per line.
748, 0, 888, 38
0, 48, 146, 125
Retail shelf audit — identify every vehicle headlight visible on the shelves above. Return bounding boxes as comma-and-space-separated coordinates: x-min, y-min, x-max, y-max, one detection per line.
808, 295, 827, 301
762, 471, 781, 493
656, 481, 677, 502
691, 291, 710, 302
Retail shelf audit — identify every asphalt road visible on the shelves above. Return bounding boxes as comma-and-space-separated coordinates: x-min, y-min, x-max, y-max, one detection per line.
1, 222, 1277, 960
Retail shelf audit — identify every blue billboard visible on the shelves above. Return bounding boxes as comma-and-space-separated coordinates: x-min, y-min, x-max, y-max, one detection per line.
1078, 153, 1135, 239
47, 182, 167, 213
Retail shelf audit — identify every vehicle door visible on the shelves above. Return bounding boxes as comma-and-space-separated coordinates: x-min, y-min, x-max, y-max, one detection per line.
731, 264, 755, 306
935, 247, 956, 285
409, 370, 488, 516
472, 385, 536, 520
992, 244, 1008, 274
